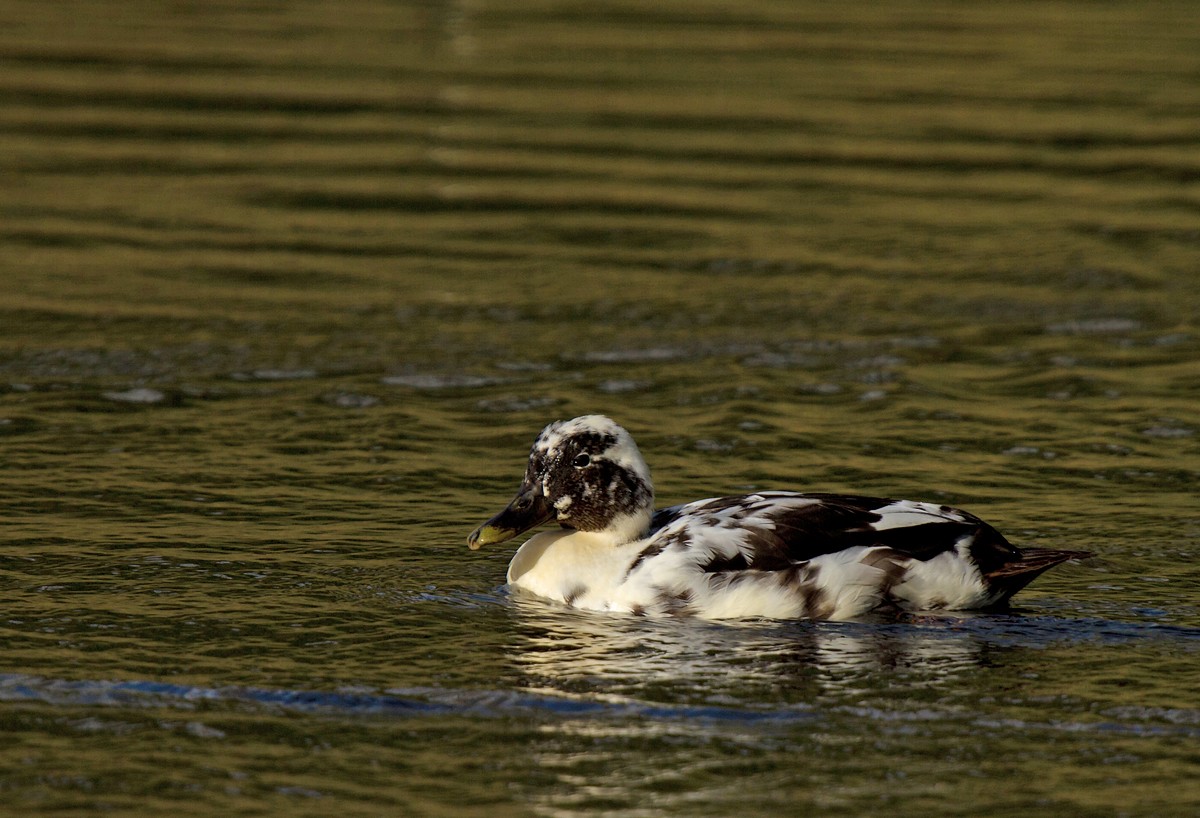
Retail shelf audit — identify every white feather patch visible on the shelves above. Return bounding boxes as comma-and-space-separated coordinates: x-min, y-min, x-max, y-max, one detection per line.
869, 500, 966, 530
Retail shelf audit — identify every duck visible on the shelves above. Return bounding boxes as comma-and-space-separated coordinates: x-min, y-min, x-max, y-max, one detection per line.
467, 415, 1090, 620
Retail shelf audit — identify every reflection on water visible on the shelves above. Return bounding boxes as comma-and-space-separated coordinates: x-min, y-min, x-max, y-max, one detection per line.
0, 603, 1198, 818
509, 597, 984, 704
506, 602, 1200, 818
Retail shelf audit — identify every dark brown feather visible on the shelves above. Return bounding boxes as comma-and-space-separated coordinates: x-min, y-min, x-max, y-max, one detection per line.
984, 548, 1092, 599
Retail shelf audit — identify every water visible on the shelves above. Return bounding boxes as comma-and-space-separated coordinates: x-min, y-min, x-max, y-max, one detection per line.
2, 0, 1199, 814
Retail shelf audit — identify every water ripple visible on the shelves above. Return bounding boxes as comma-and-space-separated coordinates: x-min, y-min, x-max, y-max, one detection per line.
0, 673, 814, 724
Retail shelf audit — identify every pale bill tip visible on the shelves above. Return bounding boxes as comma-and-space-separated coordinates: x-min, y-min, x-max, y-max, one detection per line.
467, 524, 512, 550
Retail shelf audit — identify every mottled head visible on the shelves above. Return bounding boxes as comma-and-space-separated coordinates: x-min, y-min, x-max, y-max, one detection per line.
468, 415, 655, 549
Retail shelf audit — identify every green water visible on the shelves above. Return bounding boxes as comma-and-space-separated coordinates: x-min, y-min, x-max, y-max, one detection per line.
2, 0, 1199, 815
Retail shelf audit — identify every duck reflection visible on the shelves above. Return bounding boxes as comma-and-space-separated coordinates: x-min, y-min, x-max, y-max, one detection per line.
507, 593, 988, 704
505, 598, 995, 818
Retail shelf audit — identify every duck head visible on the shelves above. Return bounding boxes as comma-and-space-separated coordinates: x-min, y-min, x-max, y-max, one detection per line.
468, 415, 655, 549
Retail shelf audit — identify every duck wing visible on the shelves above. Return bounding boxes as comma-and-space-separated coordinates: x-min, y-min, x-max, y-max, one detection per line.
644, 491, 1020, 575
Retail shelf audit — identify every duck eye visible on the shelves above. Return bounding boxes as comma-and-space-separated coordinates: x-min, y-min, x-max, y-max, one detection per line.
572, 453, 591, 468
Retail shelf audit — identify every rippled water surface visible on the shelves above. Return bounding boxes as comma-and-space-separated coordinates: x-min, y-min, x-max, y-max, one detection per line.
3, 1, 1199, 815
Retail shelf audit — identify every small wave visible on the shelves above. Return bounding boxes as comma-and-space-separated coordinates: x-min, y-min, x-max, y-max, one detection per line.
0, 674, 439, 716
915, 612, 1200, 647
0, 673, 812, 724
381, 374, 504, 389
102, 387, 167, 404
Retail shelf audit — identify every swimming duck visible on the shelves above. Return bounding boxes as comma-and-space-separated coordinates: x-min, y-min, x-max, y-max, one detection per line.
468, 415, 1090, 620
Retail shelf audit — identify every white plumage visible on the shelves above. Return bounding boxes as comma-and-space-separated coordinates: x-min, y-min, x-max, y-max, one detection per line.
468, 415, 1089, 621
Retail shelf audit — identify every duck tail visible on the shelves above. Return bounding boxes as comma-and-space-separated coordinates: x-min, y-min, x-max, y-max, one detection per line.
983, 548, 1092, 600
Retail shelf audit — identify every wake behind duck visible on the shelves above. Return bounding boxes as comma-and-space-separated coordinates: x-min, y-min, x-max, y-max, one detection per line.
468, 415, 1090, 620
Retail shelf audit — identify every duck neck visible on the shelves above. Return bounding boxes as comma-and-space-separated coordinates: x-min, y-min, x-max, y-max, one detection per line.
602, 506, 653, 545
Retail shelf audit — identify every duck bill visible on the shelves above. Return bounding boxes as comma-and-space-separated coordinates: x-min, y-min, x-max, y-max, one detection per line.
467, 485, 554, 550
